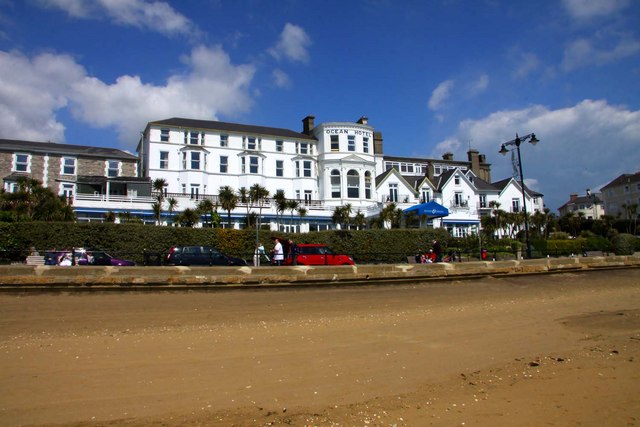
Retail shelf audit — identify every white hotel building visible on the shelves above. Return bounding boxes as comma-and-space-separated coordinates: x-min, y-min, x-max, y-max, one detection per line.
137, 115, 544, 236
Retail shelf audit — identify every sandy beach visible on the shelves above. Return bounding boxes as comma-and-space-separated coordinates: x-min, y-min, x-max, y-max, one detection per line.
0, 268, 639, 426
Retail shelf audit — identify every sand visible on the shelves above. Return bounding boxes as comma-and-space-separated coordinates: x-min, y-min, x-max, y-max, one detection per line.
0, 268, 639, 426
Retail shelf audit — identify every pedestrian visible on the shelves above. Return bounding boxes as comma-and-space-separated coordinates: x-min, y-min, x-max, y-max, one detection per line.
288, 238, 299, 265
273, 238, 284, 266
432, 240, 443, 263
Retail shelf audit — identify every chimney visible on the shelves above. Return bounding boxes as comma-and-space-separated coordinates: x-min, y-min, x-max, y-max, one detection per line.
570, 193, 578, 202
427, 163, 435, 182
467, 149, 480, 175
302, 115, 315, 135
373, 131, 383, 154
357, 116, 368, 125
442, 152, 454, 161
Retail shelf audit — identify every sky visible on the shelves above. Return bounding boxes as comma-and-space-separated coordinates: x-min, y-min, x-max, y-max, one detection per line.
1, 0, 639, 213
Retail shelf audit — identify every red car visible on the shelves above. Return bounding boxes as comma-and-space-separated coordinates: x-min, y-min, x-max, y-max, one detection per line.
283, 243, 355, 266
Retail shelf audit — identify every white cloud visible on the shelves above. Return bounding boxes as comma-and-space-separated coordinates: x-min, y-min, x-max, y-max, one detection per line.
272, 69, 291, 88
432, 99, 640, 211
0, 50, 85, 142
0, 45, 255, 146
561, 35, 640, 71
428, 79, 454, 111
269, 23, 311, 64
561, 0, 630, 21
37, 0, 196, 37
469, 74, 489, 96
513, 52, 540, 80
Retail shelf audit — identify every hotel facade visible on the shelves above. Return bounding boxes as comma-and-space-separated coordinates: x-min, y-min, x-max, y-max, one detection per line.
2, 115, 545, 237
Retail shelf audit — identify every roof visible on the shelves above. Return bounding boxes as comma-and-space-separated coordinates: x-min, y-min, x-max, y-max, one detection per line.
383, 154, 471, 166
0, 138, 137, 160
492, 177, 544, 197
148, 117, 316, 141
601, 172, 640, 190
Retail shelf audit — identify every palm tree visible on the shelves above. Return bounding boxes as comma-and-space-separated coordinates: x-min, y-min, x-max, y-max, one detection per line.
353, 210, 366, 230
166, 197, 178, 226
297, 206, 308, 232
196, 198, 215, 227
379, 203, 398, 229
151, 201, 163, 225
286, 199, 300, 228
104, 211, 116, 222
152, 178, 167, 200
343, 203, 353, 229
218, 186, 238, 229
250, 184, 270, 230
273, 190, 287, 230
238, 187, 251, 227
175, 208, 199, 227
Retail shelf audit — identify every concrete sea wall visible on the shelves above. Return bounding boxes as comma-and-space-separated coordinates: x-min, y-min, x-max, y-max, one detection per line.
1, 254, 639, 291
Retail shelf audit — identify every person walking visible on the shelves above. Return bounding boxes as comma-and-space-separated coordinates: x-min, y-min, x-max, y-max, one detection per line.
288, 238, 299, 265
273, 238, 284, 266
432, 240, 443, 263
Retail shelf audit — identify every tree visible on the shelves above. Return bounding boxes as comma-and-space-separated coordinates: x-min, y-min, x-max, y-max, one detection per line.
273, 190, 287, 230
353, 210, 366, 230
196, 198, 216, 227
250, 184, 270, 231
166, 197, 178, 226
238, 187, 251, 227
218, 186, 238, 229
0, 177, 75, 222
286, 199, 300, 227
174, 208, 199, 227
151, 201, 163, 225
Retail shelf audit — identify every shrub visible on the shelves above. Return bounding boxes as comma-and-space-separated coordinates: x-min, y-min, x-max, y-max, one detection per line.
610, 233, 636, 255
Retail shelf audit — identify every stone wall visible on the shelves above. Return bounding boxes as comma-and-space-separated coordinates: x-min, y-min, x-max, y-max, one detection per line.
1, 255, 638, 291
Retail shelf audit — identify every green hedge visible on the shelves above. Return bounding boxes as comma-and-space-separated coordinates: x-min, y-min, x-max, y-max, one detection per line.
0, 222, 450, 264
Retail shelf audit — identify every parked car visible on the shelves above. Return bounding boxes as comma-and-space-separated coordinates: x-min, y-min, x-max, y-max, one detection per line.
52, 249, 135, 266
165, 246, 248, 266
282, 243, 355, 266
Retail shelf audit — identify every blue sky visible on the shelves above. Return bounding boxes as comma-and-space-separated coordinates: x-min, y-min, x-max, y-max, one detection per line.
1, 0, 639, 212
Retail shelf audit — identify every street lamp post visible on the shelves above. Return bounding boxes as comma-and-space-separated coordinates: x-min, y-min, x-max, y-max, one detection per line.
499, 133, 539, 259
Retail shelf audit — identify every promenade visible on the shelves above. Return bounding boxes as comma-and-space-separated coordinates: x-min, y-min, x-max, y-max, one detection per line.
1, 254, 639, 290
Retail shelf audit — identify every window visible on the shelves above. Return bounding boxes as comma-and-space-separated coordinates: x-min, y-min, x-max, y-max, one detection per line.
220, 156, 228, 173
62, 157, 76, 175
331, 169, 341, 198
512, 198, 521, 212
421, 190, 430, 203
386, 162, 399, 171
191, 152, 200, 170
365, 172, 372, 199
189, 131, 198, 145
14, 153, 29, 172
190, 184, 200, 200
389, 184, 398, 202
61, 183, 74, 199
300, 142, 309, 154
276, 140, 283, 152
249, 156, 258, 174
247, 137, 256, 150
331, 135, 339, 151
434, 165, 442, 175
241, 157, 245, 173
295, 161, 300, 177
454, 192, 464, 207
220, 134, 228, 147
304, 190, 312, 203
347, 170, 359, 198
363, 137, 369, 153
348, 135, 355, 152
276, 160, 284, 177
479, 194, 487, 208
160, 128, 169, 142
106, 160, 119, 177
303, 161, 312, 177
159, 151, 169, 169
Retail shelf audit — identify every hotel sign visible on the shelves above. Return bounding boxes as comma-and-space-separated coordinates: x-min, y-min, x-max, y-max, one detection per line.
324, 127, 373, 138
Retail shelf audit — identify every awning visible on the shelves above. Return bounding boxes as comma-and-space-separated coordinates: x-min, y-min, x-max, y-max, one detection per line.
403, 201, 449, 219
